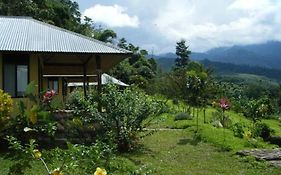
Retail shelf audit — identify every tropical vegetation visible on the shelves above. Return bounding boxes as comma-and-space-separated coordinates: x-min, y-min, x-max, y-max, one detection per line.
1, 0, 281, 174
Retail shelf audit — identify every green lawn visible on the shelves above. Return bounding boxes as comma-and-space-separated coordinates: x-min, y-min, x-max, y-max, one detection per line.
128, 130, 281, 175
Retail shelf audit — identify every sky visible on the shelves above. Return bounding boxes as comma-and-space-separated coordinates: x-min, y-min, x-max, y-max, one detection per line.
75, 0, 281, 54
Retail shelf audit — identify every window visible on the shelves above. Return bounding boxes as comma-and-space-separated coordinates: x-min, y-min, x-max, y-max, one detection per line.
48, 78, 59, 93
3, 54, 29, 97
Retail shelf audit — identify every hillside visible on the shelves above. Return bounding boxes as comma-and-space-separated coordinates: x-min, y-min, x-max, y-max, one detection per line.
155, 41, 281, 70
155, 57, 281, 82
201, 59, 281, 82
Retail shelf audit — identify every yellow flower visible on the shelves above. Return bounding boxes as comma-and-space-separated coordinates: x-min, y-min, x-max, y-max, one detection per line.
52, 168, 63, 175
94, 167, 107, 175
33, 149, 42, 159
244, 131, 252, 139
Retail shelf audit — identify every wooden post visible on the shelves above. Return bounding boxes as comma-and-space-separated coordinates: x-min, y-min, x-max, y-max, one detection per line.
83, 65, 87, 98
96, 55, 102, 112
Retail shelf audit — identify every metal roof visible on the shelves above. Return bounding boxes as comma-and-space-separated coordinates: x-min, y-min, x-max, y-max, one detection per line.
0, 16, 131, 54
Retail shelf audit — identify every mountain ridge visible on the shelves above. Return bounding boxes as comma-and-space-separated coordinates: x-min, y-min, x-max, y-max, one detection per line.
154, 41, 281, 70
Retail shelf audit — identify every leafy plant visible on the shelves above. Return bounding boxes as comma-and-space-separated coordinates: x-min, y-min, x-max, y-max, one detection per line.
101, 84, 163, 152
4, 83, 58, 142
0, 89, 13, 134
5, 136, 38, 174
252, 122, 272, 140
243, 97, 274, 123
231, 122, 245, 138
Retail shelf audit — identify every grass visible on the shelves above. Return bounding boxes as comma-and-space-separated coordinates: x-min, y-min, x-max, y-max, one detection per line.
148, 106, 279, 151
127, 130, 281, 175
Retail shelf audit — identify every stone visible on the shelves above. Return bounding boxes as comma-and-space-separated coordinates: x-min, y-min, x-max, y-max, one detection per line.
237, 148, 281, 167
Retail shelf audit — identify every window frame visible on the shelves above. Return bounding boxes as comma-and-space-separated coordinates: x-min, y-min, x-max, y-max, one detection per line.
47, 78, 59, 93
2, 53, 30, 98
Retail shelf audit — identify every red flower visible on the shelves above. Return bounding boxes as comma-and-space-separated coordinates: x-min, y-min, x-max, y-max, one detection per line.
219, 98, 230, 111
43, 90, 56, 103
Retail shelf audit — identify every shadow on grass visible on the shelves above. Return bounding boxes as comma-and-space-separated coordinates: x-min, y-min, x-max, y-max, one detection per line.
177, 138, 201, 146
169, 124, 194, 129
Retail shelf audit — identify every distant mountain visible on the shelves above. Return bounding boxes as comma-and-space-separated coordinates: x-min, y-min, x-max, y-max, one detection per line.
201, 59, 281, 82
155, 41, 281, 70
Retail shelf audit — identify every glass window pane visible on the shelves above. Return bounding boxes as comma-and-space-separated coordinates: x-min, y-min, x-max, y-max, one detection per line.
48, 80, 53, 90
48, 79, 58, 92
17, 65, 28, 96
4, 64, 16, 97
53, 80, 58, 92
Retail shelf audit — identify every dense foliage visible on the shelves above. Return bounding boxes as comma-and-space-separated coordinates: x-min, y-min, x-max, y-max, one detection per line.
0, 90, 13, 133
66, 85, 164, 152
110, 38, 157, 88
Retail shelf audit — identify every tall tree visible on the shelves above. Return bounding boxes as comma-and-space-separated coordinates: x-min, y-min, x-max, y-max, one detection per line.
93, 28, 117, 43
110, 40, 157, 88
174, 39, 191, 69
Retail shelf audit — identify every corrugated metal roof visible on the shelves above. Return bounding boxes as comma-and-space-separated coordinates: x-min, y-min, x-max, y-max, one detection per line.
0, 16, 131, 54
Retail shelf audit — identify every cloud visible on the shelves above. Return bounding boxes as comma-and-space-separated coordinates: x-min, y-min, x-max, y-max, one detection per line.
83, 4, 139, 28
151, 0, 281, 51
78, 0, 281, 53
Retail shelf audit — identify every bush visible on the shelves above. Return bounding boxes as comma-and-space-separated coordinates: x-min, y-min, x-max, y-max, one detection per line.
252, 122, 272, 140
101, 84, 163, 152
3, 83, 59, 144
65, 85, 163, 152
0, 89, 13, 133
243, 97, 274, 123
174, 112, 192, 121
231, 123, 245, 138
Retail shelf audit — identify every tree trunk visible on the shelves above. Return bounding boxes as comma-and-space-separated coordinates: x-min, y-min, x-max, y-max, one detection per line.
203, 108, 206, 123
196, 108, 199, 132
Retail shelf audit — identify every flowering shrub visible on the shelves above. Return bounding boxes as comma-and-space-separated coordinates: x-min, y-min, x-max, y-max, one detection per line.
219, 98, 230, 111
212, 97, 232, 128
43, 90, 56, 104
0, 89, 13, 131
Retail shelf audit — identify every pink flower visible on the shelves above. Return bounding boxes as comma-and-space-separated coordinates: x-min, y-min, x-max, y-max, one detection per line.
43, 90, 56, 103
219, 98, 230, 111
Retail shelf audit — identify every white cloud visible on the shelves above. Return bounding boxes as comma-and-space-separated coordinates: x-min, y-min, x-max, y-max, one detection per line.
83, 4, 139, 28
151, 0, 281, 51
78, 0, 281, 52
228, 0, 271, 11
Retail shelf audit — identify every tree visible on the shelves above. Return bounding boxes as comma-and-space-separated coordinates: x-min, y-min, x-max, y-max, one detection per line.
0, 0, 97, 37
93, 28, 117, 43
117, 38, 128, 49
110, 41, 157, 88
174, 39, 191, 70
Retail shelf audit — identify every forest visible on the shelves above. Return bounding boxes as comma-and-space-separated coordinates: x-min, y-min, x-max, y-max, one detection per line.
1, 0, 281, 174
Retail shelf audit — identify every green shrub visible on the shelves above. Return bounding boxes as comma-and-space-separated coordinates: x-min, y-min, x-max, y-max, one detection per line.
174, 112, 192, 121
45, 141, 114, 174
101, 84, 163, 152
0, 89, 13, 133
66, 85, 163, 152
252, 122, 272, 140
3, 83, 58, 143
231, 123, 245, 138
243, 97, 274, 123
